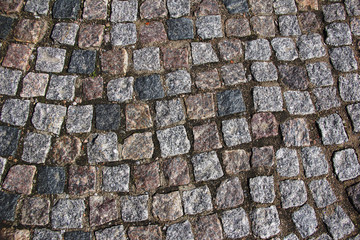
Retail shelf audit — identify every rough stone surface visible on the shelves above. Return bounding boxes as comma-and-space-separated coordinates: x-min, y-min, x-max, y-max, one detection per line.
33, 229, 61, 240
251, 16, 276, 37
21, 197, 50, 226
222, 118, 251, 146
250, 176, 275, 203
323, 206, 355, 240
347, 103, 360, 132
182, 186, 213, 215
281, 118, 311, 147
157, 125, 190, 157
14, 19, 47, 44
0, 126, 21, 157
329, 47, 358, 72
155, 98, 185, 127
306, 62, 333, 87
101, 49, 128, 75
273, 0, 297, 14
251, 62, 278, 82
36, 47, 66, 73
193, 214, 223, 240
53, 0, 80, 19
0, 67, 21, 96
111, 23, 137, 46
253, 86, 283, 112
140, 0, 167, 19
2, 43, 33, 71
165, 70, 191, 96
191, 151, 223, 182
245, 39, 271, 61
292, 204, 318, 238
139, 21, 167, 45
280, 180, 307, 208
21, 72, 49, 97
251, 206, 281, 239
221, 63, 246, 85
0, 16, 13, 39
66, 105, 93, 133
193, 122, 222, 152
313, 87, 341, 111
196, 15, 223, 39
87, 132, 119, 163
128, 225, 162, 240
162, 157, 190, 186
326, 22, 352, 47
191, 42, 219, 65
167, 18, 194, 40
339, 74, 360, 102
68, 50, 96, 74
224, 0, 249, 14
96, 104, 121, 130
279, 15, 301, 36
133, 161, 160, 191
218, 39, 242, 61
222, 149, 251, 174
0, 191, 19, 221
284, 91, 315, 115
221, 208, 250, 238
122, 132, 154, 160
279, 64, 308, 90
332, 148, 360, 181
251, 112, 278, 139
185, 93, 215, 120
317, 114, 348, 145
78, 24, 104, 48
276, 148, 300, 177
111, 0, 138, 22
51, 199, 85, 229
166, 221, 194, 240
64, 231, 91, 240
216, 177, 244, 209
52, 136, 81, 164
22, 133, 51, 164
300, 146, 328, 178
83, 0, 108, 20
195, 69, 221, 90
125, 102, 152, 130
107, 77, 134, 102
152, 191, 183, 221
217, 89, 246, 116
347, 182, 360, 213
121, 195, 148, 222
309, 179, 337, 208
3, 165, 36, 194
323, 3, 346, 22
162, 47, 189, 70
135, 75, 164, 100
68, 165, 96, 195
95, 225, 126, 240
102, 165, 130, 192
297, 34, 326, 60
167, 0, 190, 18
37, 166, 65, 194
51, 23, 79, 46
1, 99, 30, 127
251, 146, 274, 167
89, 196, 118, 226
226, 18, 251, 37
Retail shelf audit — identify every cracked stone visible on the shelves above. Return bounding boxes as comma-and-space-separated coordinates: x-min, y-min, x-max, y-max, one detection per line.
309, 179, 337, 208
3, 165, 36, 194
102, 165, 130, 192
250, 176, 275, 203
182, 186, 213, 215
122, 132, 154, 160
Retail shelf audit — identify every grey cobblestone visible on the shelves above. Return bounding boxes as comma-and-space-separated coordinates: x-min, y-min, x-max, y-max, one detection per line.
1, 99, 30, 126
317, 114, 348, 145
183, 186, 213, 215
46, 75, 76, 101
22, 132, 51, 164
309, 179, 337, 208
292, 204, 318, 238
279, 180, 307, 208
300, 146, 329, 178
221, 207, 250, 238
250, 176, 275, 203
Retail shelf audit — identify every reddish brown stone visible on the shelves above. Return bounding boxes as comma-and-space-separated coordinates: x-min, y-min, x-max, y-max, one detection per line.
68, 165, 96, 195
133, 161, 160, 192
78, 24, 104, 48
52, 136, 81, 164
14, 19, 47, 43
152, 191, 183, 221
128, 225, 163, 240
195, 0, 220, 16
122, 132, 154, 160
249, 0, 273, 14
193, 122, 222, 152
195, 69, 221, 90
162, 157, 190, 186
3, 165, 36, 195
83, 0, 108, 20
0, 229, 14, 240
0, 0, 24, 13
250, 16, 276, 37
20, 72, 49, 97
216, 177, 244, 209
296, 0, 318, 10
125, 102, 153, 131
185, 93, 215, 120
139, 22, 167, 45
193, 214, 223, 240
222, 149, 250, 174
298, 12, 321, 33
226, 18, 251, 37
251, 146, 274, 167
83, 76, 103, 100
21, 197, 50, 226
2, 43, 33, 71
140, 0, 167, 19
251, 113, 278, 139
101, 48, 128, 75
90, 196, 118, 226
218, 39, 243, 61
162, 47, 189, 70
14, 229, 30, 240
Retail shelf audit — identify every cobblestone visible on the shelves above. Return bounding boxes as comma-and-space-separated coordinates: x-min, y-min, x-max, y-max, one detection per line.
111, 23, 137, 46
221, 63, 246, 85
196, 15, 223, 39
52, 136, 81, 164
2, 43, 33, 71
121, 195, 148, 222
102, 165, 130, 192
0, 16, 14, 39
347, 103, 360, 132
95, 104, 121, 130
14, 19, 47, 44
332, 148, 360, 181
1, 99, 30, 127
157, 125, 190, 157
217, 89, 246, 116
51, 23, 79, 46
222, 118, 251, 146
313, 87, 341, 111
83, 0, 108, 20
323, 4, 346, 22
162, 47, 189, 70
339, 74, 360, 102
51, 199, 85, 229
323, 206, 354, 240
21, 197, 50, 226
279, 15, 301, 36
193, 214, 223, 240
225, 18, 251, 37
95, 225, 126, 240
300, 146, 328, 178
251, 146, 274, 167
139, 22, 167, 45
251, 16, 276, 37
326, 22, 352, 46
191, 151, 223, 181
68, 165, 96, 195
87, 132, 119, 163
36, 47, 66, 73
280, 180, 307, 208
251, 206, 281, 239
133, 161, 160, 191
182, 186, 213, 214
329, 47, 358, 72
284, 91, 315, 115
22, 132, 51, 164
309, 178, 337, 208
292, 204, 317, 237
297, 34, 326, 60
281, 118, 311, 147
25, 0, 50, 15
191, 42, 218, 65
218, 39, 242, 61
89, 196, 118, 226
193, 122, 222, 152
53, 0, 80, 19
0, 67, 21, 96
273, 0, 297, 14
317, 114, 348, 145
111, 0, 138, 22
140, 0, 167, 19
155, 98, 185, 127
152, 191, 183, 221
101, 49, 128, 76
253, 86, 283, 112
167, 18, 194, 40
250, 176, 275, 203
166, 221, 194, 240
37, 166, 65, 194
276, 148, 299, 177
122, 132, 154, 160
185, 93, 215, 120
251, 112, 278, 139
125, 102, 152, 130
221, 208, 250, 238
222, 149, 250, 174
251, 62, 278, 82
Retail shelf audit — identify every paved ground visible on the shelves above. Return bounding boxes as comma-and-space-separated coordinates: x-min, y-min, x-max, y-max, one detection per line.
0, 0, 360, 239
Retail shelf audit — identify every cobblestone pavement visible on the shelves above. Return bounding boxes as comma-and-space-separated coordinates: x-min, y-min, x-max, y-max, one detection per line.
0, 0, 360, 239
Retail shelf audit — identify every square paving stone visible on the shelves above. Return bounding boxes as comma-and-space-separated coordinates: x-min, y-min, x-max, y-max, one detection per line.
157, 125, 190, 157
249, 176, 275, 203
3, 165, 36, 194
245, 39, 271, 60
251, 112, 278, 139
281, 118, 311, 147
22, 132, 51, 164
64, 231, 91, 240
125, 102, 152, 130
221, 208, 250, 238
152, 191, 183, 221
165, 70, 191, 96
68, 165, 96, 195
135, 74, 164, 100
251, 62, 278, 82
224, 0, 249, 13
168, 0, 190, 17
195, 69, 221, 90
306, 62, 333, 87
330, 47, 358, 72
216, 177, 244, 209
223, 149, 250, 174
51, 23, 79, 46
87, 132, 119, 163
155, 98, 185, 127
0, 16, 14, 39
33, 229, 61, 240
273, 0, 297, 14
284, 91, 315, 115
271, 38, 298, 61
280, 180, 307, 208
53, 0, 80, 19
279, 15, 301, 36
66, 105, 93, 133
121, 195, 148, 222
0, 191, 19, 221
107, 77, 134, 102
345, 0, 360, 16
251, 146, 274, 167
0, 67, 21, 96
191, 42, 219, 65
196, 15, 222, 39
323, 206, 355, 240
250, 16, 276, 37
351, 18, 360, 36
1, 99, 30, 127
46, 75, 76, 101
249, 0, 273, 14
102, 165, 129, 192
90, 196, 118, 226
191, 151, 223, 182
167, 18, 194, 40
111, 0, 138, 22
347, 182, 360, 213
162, 157, 190, 186
225, 18, 251, 37
68, 50, 96, 74
251, 206, 281, 239
166, 220, 194, 240
140, 0, 167, 19
297, 34, 326, 60
182, 186, 213, 215
95, 104, 121, 130
2, 43, 33, 71
83, 0, 108, 20
221, 63, 246, 85
111, 23, 137, 46
122, 132, 154, 160
185, 93, 215, 120
323, 3, 346, 22
222, 118, 251, 147
253, 86, 283, 112
133, 162, 160, 192
128, 225, 163, 240
217, 89, 246, 116
276, 148, 300, 177
139, 21, 167, 45
21, 197, 50, 226
300, 146, 328, 178
52, 136, 81, 164
313, 87, 341, 111
78, 24, 104, 48
133, 47, 160, 72
317, 114, 348, 145
37, 166, 65, 194
36, 47, 66, 73
162, 47, 189, 70
347, 103, 360, 132
20, 72, 49, 97
193, 214, 223, 240
339, 74, 360, 102
218, 39, 243, 61
0, 126, 21, 157
332, 148, 360, 181
309, 179, 337, 208
292, 204, 318, 238
326, 22, 352, 46
101, 49, 128, 76
14, 19, 47, 44
95, 225, 126, 240
193, 122, 222, 152
52, 199, 85, 229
